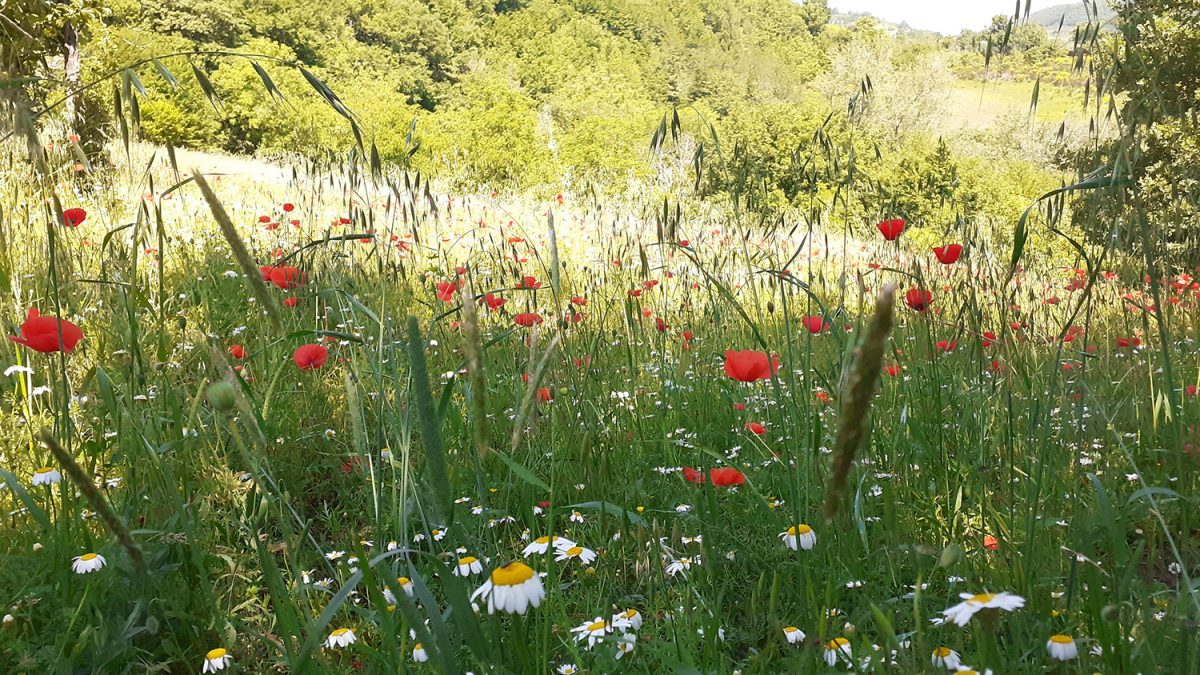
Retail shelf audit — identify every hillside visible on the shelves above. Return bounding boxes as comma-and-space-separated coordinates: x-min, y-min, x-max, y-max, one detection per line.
1030, 1, 1115, 33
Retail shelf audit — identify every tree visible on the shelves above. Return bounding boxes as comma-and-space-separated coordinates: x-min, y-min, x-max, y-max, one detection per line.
798, 0, 831, 36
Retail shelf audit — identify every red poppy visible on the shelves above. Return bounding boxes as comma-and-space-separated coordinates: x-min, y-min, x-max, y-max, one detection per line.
936, 340, 957, 352
258, 215, 271, 223
981, 331, 997, 348
436, 282, 457, 303
516, 276, 541, 290
815, 390, 831, 405
682, 330, 693, 341
282, 203, 295, 212
709, 467, 745, 487
1187, 385, 1198, 397
269, 266, 305, 290
745, 422, 766, 435
655, 317, 668, 333
904, 288, 933, 312
229, 344, 248, 359
513, 313, 543, 327
723, 350, 780, 382
801, 315, 829, 334
1115, 337, 1139, 348
284, 296, 299, 308
983, 534, 999, 551
537, 387, 553, 402
733, 402, 745, 411
682, 466, 706, 484
628, 289, 642, 297
483, 293, 506, 311
883, 364, 901, 377
293, 344, 328, 370
679, 239, 690, 247
933, 244, 963, 264
8, 308, 84, 353
570, 296, 587, 306
876, 218, 905, 241
62, 208, 87, 227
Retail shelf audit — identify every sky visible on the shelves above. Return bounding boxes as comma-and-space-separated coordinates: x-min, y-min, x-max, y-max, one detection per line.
829, 0, 1073, 35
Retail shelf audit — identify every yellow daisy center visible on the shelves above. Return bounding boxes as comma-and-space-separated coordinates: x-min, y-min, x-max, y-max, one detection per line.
933, 646, 952, 657
80, 553, 97, 561
826, 637, 849, 649
458, 556, 477, 565
205, 648, 227, 660
491, 561, 535, 586
623, 609, 638, 619
397, 576, 410, 585
1049, 634, 1074, 644
36, 466, 53, 474
969, 593, 996, 604
784, 626, 798, 633
534, 536, 550, 544
331, 628, 348, 637
565, 546, 583, 556
414, 642, 423, 650
586, 620, 607, 632
788, 524, 812, 535
431, 529, 441, 536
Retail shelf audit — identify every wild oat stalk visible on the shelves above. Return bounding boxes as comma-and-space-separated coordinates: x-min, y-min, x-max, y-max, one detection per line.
193, 170, 284, 334
39, 429, 146, 574
406, 315, 453, 524
824, 283, 896, 520
510, 329, 562, 452
458, 272, 490, 456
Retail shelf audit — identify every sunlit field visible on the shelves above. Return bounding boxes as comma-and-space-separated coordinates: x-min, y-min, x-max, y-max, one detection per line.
0, 130, 1196, 674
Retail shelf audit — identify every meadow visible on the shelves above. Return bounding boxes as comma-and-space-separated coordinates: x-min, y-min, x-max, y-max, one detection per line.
0, 127, 1196, 675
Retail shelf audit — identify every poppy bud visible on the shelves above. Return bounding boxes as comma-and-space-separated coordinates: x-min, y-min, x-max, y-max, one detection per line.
206, 381, 237, 412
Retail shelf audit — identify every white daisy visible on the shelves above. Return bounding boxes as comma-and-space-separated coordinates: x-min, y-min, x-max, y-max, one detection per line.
325, 627, 357, 649
470, 562, 545, 614
383, 576, 414, 603
202, 648, 233, 673
615, 632, 637, 659
413, 642, 428, 662
454, 556, 484, 576
554, 545, 597, 565
31, 466, 61, 486
665, 556, 698, 577
932, 646, 961, 669
783, 626, 806, 644
941, 592, 1025, 626
1046, 634, 1078, 661
521, 535, 575, 556
613, 608, 643, 631
71, 553, 106, 574
780, 524, 816, 551
823, 637, 853, 667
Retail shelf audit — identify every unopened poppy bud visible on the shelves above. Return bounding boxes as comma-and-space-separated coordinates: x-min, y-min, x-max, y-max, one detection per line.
938, 543, 963, 568
206, 382, 237, 412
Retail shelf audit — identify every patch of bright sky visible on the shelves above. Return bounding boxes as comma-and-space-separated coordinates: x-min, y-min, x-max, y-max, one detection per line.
828, 0, 1074, 35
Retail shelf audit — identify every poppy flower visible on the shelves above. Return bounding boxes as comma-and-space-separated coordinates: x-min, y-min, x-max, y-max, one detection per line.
293, 344, 328, 370
537, 387, 553, 402
933, 244, 963, 264
514, 313, 543, 327
229, 344, 248, 359
269, 266, 305, 290
284, 296, 299, 308
981, 331, 997, 348
258, 215, 271, 223
709, 467, 745, 487
8, 308, 84, 353
876, 218, 905, 241
983, 535, 999, 551
1187, 385, 1198, 397
883, 364, 901, 377
801, 315, 829, 334
571, 296, 587, 306
655, 317, 668, 333
516, 276, 541, 290
905, 288, 933, 313
436, 282, 457, 303
745, 422, 766, 435
62, 208, 87, 227
723, 350, 780, 382
733, 402, 745, 411
282, 203, 295, 212
682, 466, 706, 484
483, 293, 507, 311
936, 340, 957, 352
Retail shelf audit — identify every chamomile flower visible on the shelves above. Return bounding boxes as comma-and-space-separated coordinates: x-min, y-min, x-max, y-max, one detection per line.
413, 643, 428, 662
615, 632, 637, 659
1046, 634, 1078, 660
780, 524, 816, 551
31, 467, 61, 486
556, 664, 580, 675
783, 626, 806, 644
454, 556, 484, 576
383, 576, 414, 603
613, 608, 643, 631
665, 556, 698, 577
71, 553, 106, 574
431, 527, 447, 541
571, 615, 632, 648
202, 648, 233, 673
931, 646, 961, 669
569, 510, 585, 523
941, 592, 1025, 626
470, 561, 545, 614
522, 535, 575, 556
954, 667, 993, 675
823, 637, 853, 667
325, 627, 356, 649
554, 545, 597, 565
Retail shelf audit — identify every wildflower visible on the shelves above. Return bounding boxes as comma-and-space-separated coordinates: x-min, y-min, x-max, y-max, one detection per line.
780, 524, 816, 551
454, 556, 483, 576
941, 592, 1025, 626
954, 667, 992, 675
783, 626, 806, 644
202, 648, 233, 673
555, 545, 597, 565
572, 614, 632, 648
62, 207, 87, 227
436, 282, 457, 303
269, 265, 304, 289
514, 312, 543, 327
613, 608, 643, 630
413, 643, 428, 662
931, 646, 961, 669
823, 637, 853, 666
228, 345, 247, 359
9, 308, 84, 353
682, 466, 706, 484
569, 510, 584, 523
556, 665, 579, 674
802, 315, 830, 334
745, 422, 766, 435
884, 364, 901, 377
470, 561, 545, 614
905, 288, 933, 313
709, 467, 746, 486
933, 244, 963, 264
1046, 634, 1078, 661
522, 535, 575, 556
876, 218, 905, 240
383, 577, 414, 603
665, 556, 697, 577
483, 293, 507, 311
724, 349, 780, 382
615, 632, 637, 659
293, 344, 328, 370
71, 553, 106, 574
325, 627, 357, 649
32, 466, 61, 486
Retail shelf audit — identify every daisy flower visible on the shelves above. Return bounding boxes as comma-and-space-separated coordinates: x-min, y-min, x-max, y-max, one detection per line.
32, 466, 61, 486
613, 608, 643, 631
569, 510, 585, 523
823, 637, 853, 667
413, 643, 428, 662
71, 553, 106, 574
454, 556, 484, 576
522, 535, 575, 556
780, 524, 816, 551
554, 545, 597, 565
202, 648, 233, 673
325, 627, 357, 649
470, 561, 545, 614
615, 632, 637, 659
556, 665, 580, 675
954, 667, 993, 675
1046, 634, 1078, 660
665, 556, 698, 577
783, 626, 806, 644
931, 646, 961, 669
383, 576, 414, 603
941, 591, 1025, 626
571, 615, 632, 648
